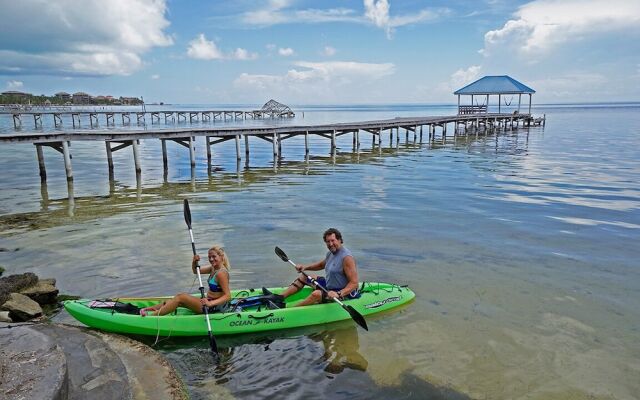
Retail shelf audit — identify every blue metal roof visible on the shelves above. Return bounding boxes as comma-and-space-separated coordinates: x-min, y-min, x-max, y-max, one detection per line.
454, 75, 535, 95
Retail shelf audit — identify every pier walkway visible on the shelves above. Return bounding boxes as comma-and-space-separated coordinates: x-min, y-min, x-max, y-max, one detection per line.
0, 108, 295, 129
0, 113, 544, 185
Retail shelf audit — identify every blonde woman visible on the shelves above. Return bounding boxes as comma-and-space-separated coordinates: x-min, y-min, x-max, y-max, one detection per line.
140, 246, 231, 316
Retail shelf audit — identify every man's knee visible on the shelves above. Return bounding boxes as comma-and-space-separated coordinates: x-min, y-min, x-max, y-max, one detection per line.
290, 276, 306, 289
310, 290, 322, 302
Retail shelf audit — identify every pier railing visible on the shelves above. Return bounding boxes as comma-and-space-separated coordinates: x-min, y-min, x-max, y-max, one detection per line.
0, 108, 295, 129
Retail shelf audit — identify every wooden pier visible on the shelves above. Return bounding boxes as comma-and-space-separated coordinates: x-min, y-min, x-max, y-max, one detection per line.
0, 108, 296, 129
0, 113, 544, 185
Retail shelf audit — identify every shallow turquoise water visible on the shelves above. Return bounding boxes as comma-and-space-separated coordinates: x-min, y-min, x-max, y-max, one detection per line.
1, 103, 639, 399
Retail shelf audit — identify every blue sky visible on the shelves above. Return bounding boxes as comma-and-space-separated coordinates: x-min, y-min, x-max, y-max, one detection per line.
1, 0, 639, 105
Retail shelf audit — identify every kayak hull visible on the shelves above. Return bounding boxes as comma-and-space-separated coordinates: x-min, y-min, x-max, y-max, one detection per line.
64, 282, 414, 336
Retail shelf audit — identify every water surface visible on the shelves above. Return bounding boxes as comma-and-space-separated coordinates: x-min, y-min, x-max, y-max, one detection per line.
1, 103, 639, 399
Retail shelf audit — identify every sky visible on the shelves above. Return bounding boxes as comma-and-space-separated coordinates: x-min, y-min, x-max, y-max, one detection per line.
1, 0, 639, 105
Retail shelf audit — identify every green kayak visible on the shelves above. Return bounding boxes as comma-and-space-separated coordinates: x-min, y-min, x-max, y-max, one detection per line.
64, 282, 414, 336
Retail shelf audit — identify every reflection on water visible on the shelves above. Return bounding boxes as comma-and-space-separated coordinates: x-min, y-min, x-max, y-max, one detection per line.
312, 325, 368, 374
3, 104, 640, 399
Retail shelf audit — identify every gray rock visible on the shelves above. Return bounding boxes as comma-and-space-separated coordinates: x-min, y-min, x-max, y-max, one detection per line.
0, 324, 68, 400
0, 293, 43, 321
0, 273, 38, 305
0, 311, 11, 322
21, 282, 59, 305
40, 278, 57, 286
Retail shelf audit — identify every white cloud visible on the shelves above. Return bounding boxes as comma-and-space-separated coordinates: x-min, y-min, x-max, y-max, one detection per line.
242, 0, 357, 26
450, 65, 482, 89
482, 0, 640, 57
0, 0, 172, 76
240, 0, 447, 38
187, 34, 257, 61
151, 74, 160, 80
364, 0, 448, 38
431, 65, 482, 99
233, 60, 395, 102
187, 34, 224, 60
364, 0, 389, 29
278, 47, 294, 56
322, 46, 337, 56
6, 80, 24, 89
233, 48, 258, 60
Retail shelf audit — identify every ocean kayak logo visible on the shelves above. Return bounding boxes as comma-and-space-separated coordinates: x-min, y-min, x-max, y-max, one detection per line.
229, 315, 284, 327
364, 296, 401, 309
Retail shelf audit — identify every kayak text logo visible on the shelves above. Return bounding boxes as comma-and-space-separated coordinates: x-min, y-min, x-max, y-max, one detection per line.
364, 296, 401, 309
229, 316, 284, 327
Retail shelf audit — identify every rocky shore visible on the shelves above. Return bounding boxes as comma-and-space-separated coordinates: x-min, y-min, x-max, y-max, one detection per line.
0, 271, 188, 400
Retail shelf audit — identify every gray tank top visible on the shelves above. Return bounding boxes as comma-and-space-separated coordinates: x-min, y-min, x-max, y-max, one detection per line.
324, 246, 353, 290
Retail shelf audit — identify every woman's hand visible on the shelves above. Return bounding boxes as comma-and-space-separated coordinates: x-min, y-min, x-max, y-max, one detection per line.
295, 263, 305, 272
200, 298, 211, 307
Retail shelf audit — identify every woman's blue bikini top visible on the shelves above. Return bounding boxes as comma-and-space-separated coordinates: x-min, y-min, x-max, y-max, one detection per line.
208, 269, 227, 292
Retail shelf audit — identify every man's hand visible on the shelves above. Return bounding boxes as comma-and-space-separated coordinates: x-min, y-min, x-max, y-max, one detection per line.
327, 290, 341, 300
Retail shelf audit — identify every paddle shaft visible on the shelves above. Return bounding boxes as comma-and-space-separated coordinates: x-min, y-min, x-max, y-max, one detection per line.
184, 199, 218, 354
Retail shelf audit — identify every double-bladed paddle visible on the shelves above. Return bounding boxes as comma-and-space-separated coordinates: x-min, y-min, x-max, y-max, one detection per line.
274, 246, 368, 331
184, 199, 218, 355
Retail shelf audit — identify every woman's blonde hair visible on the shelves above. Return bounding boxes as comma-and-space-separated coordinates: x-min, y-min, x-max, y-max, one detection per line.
209, 246, 230, 270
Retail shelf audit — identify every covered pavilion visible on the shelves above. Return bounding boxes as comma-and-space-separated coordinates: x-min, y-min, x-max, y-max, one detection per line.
454, 76, 535, 115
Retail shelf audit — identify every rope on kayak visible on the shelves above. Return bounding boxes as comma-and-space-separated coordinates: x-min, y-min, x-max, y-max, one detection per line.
150, 276, 199, 347
361, 282, 407, 295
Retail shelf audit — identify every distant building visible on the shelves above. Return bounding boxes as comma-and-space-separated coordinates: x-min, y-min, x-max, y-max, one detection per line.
1, 90, 31, 100
120, 96, 141, 105
72, 92, 91, 105
55, 92, 71, 102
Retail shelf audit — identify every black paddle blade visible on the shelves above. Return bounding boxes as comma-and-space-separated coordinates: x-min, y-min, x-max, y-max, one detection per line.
345, 304, 368, 331
208, 332, 219, 354
183, 199, 192, 229
274, 246, 289, 262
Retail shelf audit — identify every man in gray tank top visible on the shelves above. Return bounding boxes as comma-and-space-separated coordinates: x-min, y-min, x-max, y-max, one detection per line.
280, 228, 360, 307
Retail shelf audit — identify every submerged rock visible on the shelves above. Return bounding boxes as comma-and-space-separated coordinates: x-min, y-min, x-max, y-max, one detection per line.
0, 292, 43, 321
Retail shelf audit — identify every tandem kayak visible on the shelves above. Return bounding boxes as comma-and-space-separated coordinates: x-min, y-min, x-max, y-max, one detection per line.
64, 282, 414, 336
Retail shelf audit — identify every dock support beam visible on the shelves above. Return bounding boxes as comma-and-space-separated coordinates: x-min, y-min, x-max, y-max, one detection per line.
62, 141, 73, 182
305, 131, 309, 155
235, 135, 241, 161
272, 132, 278, 159
331, 130, 336, 151
189, 136, 195, 167
132, 140, 141, 174
36, 144, 46, 181
206, 137, 211, 164
161, 139, 168, 170
105, 141, 114, 173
